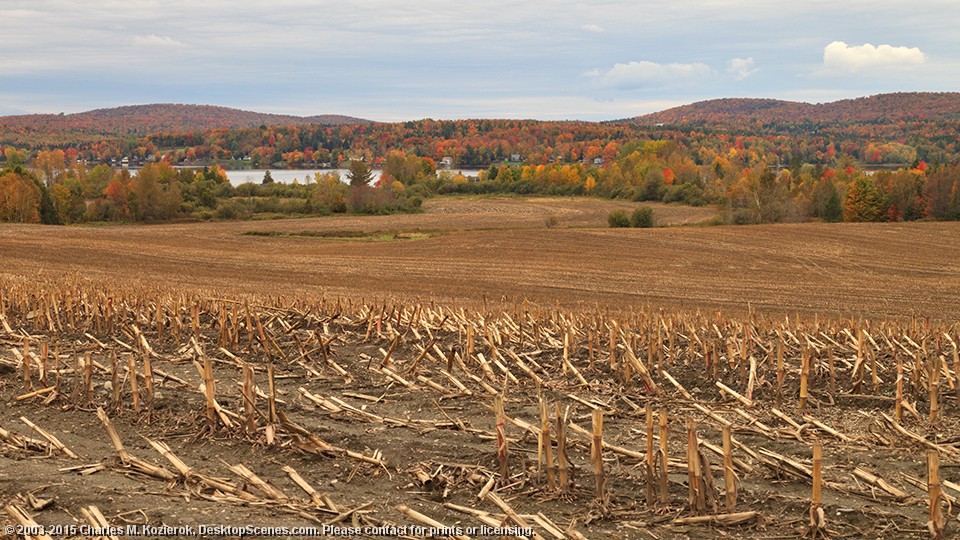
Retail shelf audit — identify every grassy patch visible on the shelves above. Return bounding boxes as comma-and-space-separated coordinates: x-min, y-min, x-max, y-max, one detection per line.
241, 229, 436, 241
296, 230, 369, 238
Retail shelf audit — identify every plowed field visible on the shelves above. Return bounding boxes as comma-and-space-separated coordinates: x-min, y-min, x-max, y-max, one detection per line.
0, 197, 957, 319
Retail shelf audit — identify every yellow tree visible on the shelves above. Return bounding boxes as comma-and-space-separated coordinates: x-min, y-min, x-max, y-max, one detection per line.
131, 162, 181, 221
843, 176, 882, 222
33, 149, 67, 187
0, 171, 41, 222
584, 176, 596, 192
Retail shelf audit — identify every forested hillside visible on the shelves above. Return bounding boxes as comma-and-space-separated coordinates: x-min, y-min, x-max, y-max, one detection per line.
1, 93, 959, 226
0, 104, 368, 148
627, 92, 960, 126
4, 94, 960, 168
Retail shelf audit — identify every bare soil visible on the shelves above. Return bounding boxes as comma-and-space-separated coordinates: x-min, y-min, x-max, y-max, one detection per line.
1, 197, 958, 540
0, 196, 957, 320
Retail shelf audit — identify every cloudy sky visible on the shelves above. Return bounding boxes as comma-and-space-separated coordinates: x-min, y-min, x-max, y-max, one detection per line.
1, 0, 957, 121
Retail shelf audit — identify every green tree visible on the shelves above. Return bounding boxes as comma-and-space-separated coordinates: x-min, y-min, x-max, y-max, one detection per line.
843, 176, 882, 222
35, 180, 62, 224
822, 187, 842, 222
85, 165, 114, 198
811, 177, 843, 222
640, 168, 665, 201
607, 209, 629, 227
630, 206, 654, 228
262, 170, 274, 185
347, 160, 374, 187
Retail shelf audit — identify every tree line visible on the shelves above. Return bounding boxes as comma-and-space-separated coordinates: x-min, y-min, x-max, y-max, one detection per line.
5, 110, 960, 173
0, 148, 420, 224
2, 142, 959, 225
384, 146, 960, 224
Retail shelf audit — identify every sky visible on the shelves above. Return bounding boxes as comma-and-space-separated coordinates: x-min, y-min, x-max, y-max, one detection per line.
1, 0, 958, 121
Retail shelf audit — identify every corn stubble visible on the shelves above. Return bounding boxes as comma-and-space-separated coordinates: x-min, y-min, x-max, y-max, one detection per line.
0, 278, 957, 538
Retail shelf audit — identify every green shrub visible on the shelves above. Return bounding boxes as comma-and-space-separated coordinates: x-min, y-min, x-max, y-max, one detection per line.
194, 209, 216, 221
630, 206, 654, 228
216, 199, 249, 220
404, 196, 424, 212
607, 209, 630, 227
731, 208, 758, 225
277, 198, 308, 214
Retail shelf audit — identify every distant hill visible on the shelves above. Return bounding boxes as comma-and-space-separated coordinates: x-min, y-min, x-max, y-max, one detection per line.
0, 103, 369, 140
624, 92, 960, 127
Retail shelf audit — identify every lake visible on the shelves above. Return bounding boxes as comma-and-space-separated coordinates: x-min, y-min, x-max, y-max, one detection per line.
122, 167, 484, 186
223, 168, 483, 186
225, 169, 350, 186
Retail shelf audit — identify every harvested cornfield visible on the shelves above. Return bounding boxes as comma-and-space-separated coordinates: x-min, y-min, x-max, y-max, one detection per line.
2, 280, 959, 539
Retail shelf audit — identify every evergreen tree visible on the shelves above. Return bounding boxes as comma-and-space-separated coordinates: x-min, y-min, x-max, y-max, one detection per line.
823, 188, 842, 222
347, 160, 373, 187
35, 180, 62, 224
843, 176, 882, 222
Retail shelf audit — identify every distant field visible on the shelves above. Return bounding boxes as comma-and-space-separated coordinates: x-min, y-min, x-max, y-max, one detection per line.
1, 196, 958, 319
3, 195, 960, 540
228, 196, 717, 232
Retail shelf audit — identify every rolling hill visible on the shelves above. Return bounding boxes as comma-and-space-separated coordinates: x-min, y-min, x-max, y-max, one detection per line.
0, 103, 369, 141
624, 92, 960, 127
4, 93, 960, 169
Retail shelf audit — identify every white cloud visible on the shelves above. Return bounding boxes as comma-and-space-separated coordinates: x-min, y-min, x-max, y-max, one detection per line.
589, 60, 712, 90
133, 35, 185, 48
727, 57, 758, 80
0, 9, 42, 18
3, 1, 959, 118
823, 41, 926, 72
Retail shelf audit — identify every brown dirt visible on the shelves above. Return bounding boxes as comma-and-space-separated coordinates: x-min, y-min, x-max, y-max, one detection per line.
1, 197, 958, 540
0, 196, 957, 320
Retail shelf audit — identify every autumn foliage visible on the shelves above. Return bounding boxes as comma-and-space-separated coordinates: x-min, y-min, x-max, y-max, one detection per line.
3, 93, 960, 224
0, 171, 41, 222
